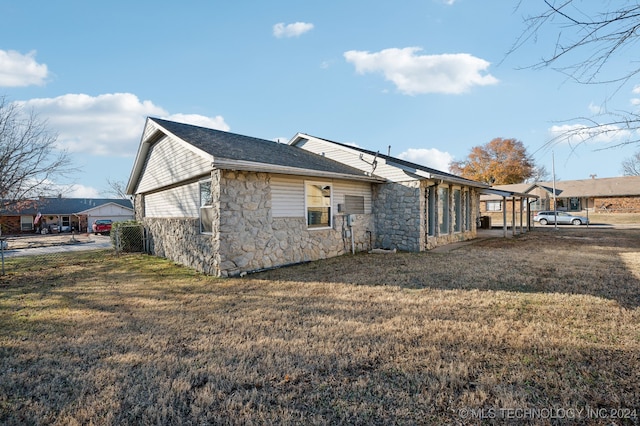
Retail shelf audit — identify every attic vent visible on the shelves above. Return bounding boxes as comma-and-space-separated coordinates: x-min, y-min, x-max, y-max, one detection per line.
344, 195, 365, 214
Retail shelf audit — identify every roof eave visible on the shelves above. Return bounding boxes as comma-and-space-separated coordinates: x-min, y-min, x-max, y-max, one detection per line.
212, 158, 385, 182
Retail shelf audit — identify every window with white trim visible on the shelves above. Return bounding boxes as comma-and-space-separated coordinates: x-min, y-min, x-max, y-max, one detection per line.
199, 180, 213, 233
305, 181, 332, 229
20, 216, 34, 231
486, 201, 502, 211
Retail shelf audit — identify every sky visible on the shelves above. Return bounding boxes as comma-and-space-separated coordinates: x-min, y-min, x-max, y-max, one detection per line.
1, 0, 639, 198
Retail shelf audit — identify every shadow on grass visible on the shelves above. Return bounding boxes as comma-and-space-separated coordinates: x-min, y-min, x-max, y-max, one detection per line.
256, 228, 640, 309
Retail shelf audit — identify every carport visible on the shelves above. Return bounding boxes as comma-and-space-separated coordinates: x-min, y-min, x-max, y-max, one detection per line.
479, 188, 539, 238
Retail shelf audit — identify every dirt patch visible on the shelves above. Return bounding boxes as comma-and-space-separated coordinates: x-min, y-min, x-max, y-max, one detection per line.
3, 233, 95, 250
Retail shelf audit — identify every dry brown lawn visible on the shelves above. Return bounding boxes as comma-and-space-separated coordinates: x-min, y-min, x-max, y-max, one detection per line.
1, 228, 639, 425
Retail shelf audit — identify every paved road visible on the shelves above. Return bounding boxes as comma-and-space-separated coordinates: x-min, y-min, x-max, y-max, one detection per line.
0, 235, 113, 258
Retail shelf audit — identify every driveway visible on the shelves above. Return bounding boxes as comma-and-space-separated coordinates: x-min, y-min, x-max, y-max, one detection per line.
1, 234, 112, 258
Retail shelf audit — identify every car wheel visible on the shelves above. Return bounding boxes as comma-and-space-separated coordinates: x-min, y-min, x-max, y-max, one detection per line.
571, 219, 582, 226
539, 219, 548, 225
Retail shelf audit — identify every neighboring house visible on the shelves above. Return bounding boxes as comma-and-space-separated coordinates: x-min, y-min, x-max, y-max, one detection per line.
127, 118, 492, 277
480, 176, 640, 222
0, 197, 134, 235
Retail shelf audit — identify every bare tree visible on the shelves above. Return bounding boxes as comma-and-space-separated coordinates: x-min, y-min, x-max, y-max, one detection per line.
526, 164, 551, 183
512, 1, 640, 147
102, 178, 131, 200
621, 151, 640, 176
0, 96, 73, 207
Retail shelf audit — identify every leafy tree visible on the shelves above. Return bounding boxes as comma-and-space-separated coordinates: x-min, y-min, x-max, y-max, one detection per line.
512, 1, 640, 147
449, 138, 535, 184
0, 96, 73, 207
621, 151, 640, 176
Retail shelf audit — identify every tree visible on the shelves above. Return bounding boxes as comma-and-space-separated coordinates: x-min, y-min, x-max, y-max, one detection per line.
621, 151, 640, 176
102, 178, 130, 200
449, 138, 535, 184
512, 1, 640, 148
0, 96, 73, 207
527, 164, 551, 183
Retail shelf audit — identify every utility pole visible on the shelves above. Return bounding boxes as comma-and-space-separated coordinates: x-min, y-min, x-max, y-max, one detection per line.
552, 152, 558, 231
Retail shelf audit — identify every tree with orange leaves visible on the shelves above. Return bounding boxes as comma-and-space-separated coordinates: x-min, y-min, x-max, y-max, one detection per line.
449, 138, 535, 185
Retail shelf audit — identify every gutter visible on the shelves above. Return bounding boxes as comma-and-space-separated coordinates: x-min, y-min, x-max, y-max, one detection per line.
212, 158, 386, 183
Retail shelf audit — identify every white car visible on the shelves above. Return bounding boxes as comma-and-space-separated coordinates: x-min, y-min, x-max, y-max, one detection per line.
533, 211, 589, 226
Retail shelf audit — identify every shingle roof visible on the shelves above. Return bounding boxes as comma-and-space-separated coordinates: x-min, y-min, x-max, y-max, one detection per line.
2, 198, 133, 215
151, 118, 377, 179
487, 176, 640, 198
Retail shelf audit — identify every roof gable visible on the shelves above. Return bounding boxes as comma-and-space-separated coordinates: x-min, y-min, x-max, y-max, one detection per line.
127, 118, 381, 194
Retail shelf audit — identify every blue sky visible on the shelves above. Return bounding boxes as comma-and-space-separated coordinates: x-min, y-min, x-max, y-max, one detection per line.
1, 0, 639, 197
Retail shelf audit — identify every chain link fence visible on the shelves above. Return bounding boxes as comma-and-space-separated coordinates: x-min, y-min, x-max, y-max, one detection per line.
0, 223, 147, 275
111, 223, 146, 255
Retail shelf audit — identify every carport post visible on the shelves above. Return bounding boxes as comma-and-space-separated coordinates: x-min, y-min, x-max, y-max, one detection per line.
512, 197, 516, 236
502, 195, 507, 238
519, 197, 524, 234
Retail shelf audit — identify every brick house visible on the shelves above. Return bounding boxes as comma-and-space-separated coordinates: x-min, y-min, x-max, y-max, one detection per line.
480, 176, 640, 225
0, 197, 134, 235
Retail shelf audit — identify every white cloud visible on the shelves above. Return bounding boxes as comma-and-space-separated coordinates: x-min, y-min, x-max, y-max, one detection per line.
67, 184, 101, 198
631, 85, 640, 106
549, 123, 632, 145
0, 49, 49, 87
16, 93, 229, 157
273, 22, 314, 38
166, 113, 230, 131
588, 102, 604, 114
397, 148, 453, 172
344, 47, 498, 95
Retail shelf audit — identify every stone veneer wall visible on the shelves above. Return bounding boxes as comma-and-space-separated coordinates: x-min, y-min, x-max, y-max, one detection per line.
218, 171, 374, 277
138, 171, 376, 277
372, 181, 423, 251
372, 181, 477, 252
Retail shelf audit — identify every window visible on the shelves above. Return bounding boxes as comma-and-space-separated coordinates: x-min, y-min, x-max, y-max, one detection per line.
306, 181, 332, 228
427, 186, 436, 236
200, 180, 214, 233
464, 190, 472, 231
486, 201, 502, 211
20, 216, 34, 231
344, 195, 365, 214
569, 197, 581, 211
453, 188, 462, 232
438, 187, 449, 235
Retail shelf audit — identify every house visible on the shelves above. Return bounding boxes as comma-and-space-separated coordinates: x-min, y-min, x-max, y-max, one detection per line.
0, 197, 134, 235
288, 133, 491, 250
127, 118, 493, 277
480, 175, 640, 224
